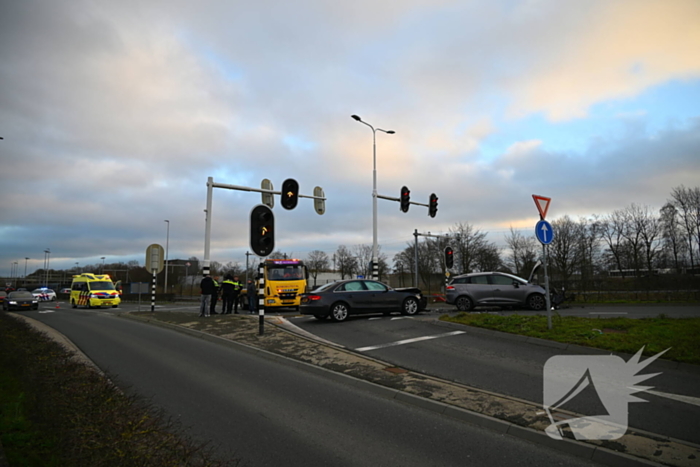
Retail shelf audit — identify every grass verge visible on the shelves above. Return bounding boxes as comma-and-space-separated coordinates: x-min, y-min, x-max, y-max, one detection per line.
0, 312, 237, 467
441, 313, 700, 365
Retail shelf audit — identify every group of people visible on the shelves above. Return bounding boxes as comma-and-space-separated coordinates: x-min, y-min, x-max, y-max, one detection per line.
199, 273, 258, 317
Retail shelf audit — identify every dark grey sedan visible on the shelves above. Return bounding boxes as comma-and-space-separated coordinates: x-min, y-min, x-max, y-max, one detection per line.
2, 291, 39, 311
300, 279, 424, 322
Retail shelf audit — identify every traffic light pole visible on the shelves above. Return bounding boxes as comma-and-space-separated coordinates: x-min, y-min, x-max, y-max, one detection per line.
412, 230, 458, 288
202, 176, 325, 276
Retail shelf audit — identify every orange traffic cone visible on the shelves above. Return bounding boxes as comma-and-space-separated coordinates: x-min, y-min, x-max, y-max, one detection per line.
55, 302, 60, 309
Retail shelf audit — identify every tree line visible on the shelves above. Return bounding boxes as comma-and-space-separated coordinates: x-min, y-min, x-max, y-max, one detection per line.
18, 185, 699, 293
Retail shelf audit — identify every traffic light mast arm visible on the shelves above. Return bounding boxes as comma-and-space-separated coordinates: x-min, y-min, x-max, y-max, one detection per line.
210, 180, 326, 200
377, 194, 428, 207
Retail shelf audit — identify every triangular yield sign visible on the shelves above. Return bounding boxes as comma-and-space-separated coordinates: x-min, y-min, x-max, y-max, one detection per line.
532, 194, 551, 220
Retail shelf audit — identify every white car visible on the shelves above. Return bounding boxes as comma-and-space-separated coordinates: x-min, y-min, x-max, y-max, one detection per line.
31, 288, 57, 301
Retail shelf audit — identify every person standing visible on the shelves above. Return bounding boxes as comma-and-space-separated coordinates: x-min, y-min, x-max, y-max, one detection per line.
199, 274, 216, 317
246, 279, 257, 314
221, 274, 237, 315
232, 275, 242, 314
210, 276, 221, 315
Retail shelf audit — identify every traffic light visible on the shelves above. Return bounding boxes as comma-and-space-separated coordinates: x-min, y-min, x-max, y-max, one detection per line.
445, 246, 454, 269
400, 186, 410, 213
428, 193, 438, 218
281, 178, 299, 210
250, 205, 274, 257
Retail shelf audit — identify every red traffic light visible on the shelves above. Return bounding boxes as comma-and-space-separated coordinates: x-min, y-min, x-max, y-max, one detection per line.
445, 246, 453, 269
400, 186, 410, 213
428, 193, 438, 218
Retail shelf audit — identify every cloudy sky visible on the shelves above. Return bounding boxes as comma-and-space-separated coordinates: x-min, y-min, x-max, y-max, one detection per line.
2, 0, 699, 276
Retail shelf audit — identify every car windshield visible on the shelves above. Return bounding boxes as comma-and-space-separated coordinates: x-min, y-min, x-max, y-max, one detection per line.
312, 282, 337, 293
88, 281, 115, 291
267, 265, 304, 281
10, 291, 33, 298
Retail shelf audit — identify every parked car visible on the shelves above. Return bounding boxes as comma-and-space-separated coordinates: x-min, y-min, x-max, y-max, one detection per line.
445, 271, 547, 311
31, 288, 57, 301
300, 279, 425, 322
3, 291, 39, 311
0, 291, 7, 306
59, 288, 72, 294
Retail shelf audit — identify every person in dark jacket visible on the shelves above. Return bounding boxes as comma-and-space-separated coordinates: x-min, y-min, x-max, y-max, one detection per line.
246, 279, 257, 314
199, 274, 216, 317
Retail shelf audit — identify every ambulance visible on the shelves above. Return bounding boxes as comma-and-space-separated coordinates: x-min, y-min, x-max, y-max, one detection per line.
70, 273, 121, 309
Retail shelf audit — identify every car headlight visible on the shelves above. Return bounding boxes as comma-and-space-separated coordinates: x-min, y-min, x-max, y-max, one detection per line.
9, 301, 17, 305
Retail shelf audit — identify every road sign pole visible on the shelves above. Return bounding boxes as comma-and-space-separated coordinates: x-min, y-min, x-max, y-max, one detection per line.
543, 244, 552, 329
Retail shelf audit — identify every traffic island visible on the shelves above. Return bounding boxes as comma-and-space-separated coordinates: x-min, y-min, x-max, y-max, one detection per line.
123, 311, 699, 467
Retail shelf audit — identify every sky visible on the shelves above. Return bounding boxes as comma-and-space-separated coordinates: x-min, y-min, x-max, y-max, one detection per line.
1, 0, 699, 276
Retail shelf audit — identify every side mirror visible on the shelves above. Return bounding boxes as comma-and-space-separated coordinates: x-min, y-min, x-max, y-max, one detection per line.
512, 281, 520, 288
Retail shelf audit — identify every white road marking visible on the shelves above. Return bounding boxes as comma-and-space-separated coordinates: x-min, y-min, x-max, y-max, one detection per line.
647, 390, 700, 407
355, 331, 465, 352
588, 312, 628, 315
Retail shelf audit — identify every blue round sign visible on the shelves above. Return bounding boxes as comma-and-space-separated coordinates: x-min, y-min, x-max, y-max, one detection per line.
535, 219, 554, 245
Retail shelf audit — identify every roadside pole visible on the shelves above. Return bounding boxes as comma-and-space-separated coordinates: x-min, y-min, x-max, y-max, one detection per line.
258, 262, 265, 336
542, 244, 552, 329
532, 195, 554, 330
151, 269, 156, 313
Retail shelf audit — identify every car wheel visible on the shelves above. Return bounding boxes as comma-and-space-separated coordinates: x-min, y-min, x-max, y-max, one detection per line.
455, 296, 473, 312
313, 314, 328, 320
400, 297, 419, 316
527, 293, 546, 311
112, 305, 119, 308
329, 302, 349, 322
71, 299, 77, 309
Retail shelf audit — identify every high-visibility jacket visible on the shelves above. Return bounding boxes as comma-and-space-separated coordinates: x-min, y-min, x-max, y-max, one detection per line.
221, 280, 241, 295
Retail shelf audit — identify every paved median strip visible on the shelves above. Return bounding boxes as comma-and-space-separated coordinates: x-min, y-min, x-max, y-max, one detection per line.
354, 330, 466, 352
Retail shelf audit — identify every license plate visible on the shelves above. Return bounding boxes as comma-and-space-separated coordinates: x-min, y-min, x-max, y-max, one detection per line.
103, 301, 112, 305
21, 303, 30, 306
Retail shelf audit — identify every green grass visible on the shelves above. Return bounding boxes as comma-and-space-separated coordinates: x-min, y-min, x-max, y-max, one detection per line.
441, 313, 700, 365
0, 313, 237, 466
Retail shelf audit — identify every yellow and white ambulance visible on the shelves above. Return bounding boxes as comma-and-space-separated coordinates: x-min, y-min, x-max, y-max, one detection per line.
70, 273, 121, 309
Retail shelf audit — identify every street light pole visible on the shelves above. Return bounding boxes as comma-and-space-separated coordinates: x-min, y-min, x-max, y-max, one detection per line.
351, 114, 395, 281
44, 249, 50, 288
101, 257, 105, 274
164, 220, 170, 294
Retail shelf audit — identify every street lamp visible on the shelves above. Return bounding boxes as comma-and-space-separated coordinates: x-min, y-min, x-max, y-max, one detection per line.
164, 220, 170, 294
101, 257, 105, 273
44, 249, 50, 288
351, 114, 395, 280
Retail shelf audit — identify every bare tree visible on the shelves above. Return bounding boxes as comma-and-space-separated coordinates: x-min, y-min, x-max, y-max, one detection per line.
669, 185, 697, 270
599, 210, 627, 275
549, 215, 582, 288
660, 203, 686, 271
449, 222, 488, 274
306, 250, 329, 287
504, 227, 538, 277
334, 245, 357, 280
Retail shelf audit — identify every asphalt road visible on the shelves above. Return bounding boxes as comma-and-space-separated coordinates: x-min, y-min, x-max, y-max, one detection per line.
22, 307, 605, 467
288, 305, 700, 446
